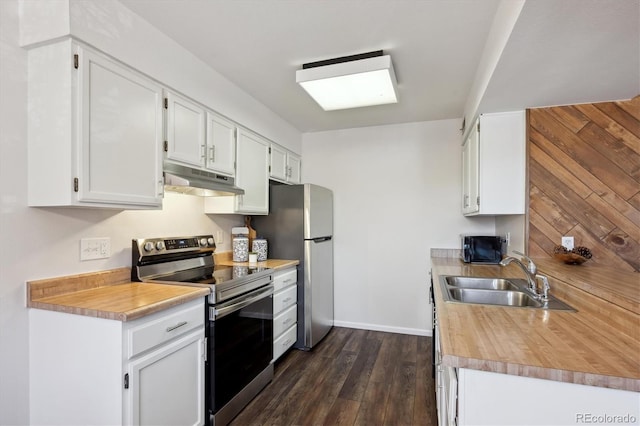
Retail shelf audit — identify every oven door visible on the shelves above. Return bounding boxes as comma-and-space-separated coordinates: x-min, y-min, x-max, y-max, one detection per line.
208, 285, 274, 414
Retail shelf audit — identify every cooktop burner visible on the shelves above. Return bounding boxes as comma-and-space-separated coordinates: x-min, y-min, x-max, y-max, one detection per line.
155, 265, 271, 286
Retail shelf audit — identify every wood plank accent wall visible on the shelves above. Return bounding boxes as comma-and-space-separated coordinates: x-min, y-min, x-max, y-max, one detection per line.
527, 96, 640, 272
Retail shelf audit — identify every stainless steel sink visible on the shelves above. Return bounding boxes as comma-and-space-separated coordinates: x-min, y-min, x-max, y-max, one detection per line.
439, 275, 575, 311
448, 288, 543, 307
444, 276, 519, 291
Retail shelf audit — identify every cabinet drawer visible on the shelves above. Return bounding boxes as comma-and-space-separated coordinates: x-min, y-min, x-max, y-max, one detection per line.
127, 301, 203, 359
272, 268, 297, 292
273, 324, 296, 361
273, 285, 296, 315
273, 305, 297, 339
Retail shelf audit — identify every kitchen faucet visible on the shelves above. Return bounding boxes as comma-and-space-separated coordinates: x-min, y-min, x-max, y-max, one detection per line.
499, 251, 550, 302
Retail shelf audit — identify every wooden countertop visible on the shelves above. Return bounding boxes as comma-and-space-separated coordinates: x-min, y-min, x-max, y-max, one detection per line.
27, 268, 209, 322
215, 259, 299, 270
431, 256, 640, 392
214, 251, 299, 270
27, 256, 299, 321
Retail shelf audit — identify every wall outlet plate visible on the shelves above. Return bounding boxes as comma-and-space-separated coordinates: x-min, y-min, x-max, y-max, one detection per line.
80, 237, 111, 261
561, 236, 574, 250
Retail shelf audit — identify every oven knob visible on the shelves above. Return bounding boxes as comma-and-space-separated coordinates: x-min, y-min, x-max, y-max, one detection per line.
155, 241, 165, 251
143, 242, 154, 252
207, 237, 215, 246
200, 238, 208, 247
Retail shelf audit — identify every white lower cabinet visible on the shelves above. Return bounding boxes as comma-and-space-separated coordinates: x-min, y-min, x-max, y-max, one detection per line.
457, 368, 639, 425
435, 364, 640, 425
30, 298, 206, 426
272, 267, 298, 361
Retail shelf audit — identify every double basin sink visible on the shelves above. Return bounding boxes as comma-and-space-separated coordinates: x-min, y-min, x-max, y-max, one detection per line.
440, 276, 575, 311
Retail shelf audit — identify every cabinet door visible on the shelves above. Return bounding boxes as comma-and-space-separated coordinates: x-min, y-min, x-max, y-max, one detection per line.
78, 47, 163, 207
269, 144, 288, 181
125, 329, 205, 426
235, 128, 270, 214
287, 152, 302, 184
165, 91, 206, 168
462, 121, 479, 214
206, 112, 236, 176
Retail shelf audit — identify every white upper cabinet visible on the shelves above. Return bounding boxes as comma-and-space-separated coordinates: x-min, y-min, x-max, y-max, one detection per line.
165, 93, 237, 177
205, 128, 270, 215
206, 112, 236, 176
269, 144, 302, 184
287, 152, 302, 184
269, 144, 288, 182
462, 110, 526, 216
27, 39, 163, 209
165, 91, 207, 168
462, 121, 480, 214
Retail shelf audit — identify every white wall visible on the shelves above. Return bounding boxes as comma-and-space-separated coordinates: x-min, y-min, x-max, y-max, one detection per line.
496, 214, 526, 255
302, 120, 495, 336
0, 1, 287, 423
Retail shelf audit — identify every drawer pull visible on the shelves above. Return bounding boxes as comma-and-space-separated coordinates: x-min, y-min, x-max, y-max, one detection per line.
282, 297, 292, 304
283, 279, 293, 284
283, 318, 292, 325
282, 339, 292, 347
166, 321, 188, 332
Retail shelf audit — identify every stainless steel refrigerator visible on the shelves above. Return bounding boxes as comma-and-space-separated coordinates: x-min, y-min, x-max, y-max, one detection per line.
253, 183, 334, 350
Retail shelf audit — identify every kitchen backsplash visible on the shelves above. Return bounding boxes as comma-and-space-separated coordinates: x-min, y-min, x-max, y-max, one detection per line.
527, 96, 640, 272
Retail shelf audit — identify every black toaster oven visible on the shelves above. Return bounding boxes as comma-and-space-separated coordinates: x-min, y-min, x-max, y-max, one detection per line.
461, 235, 505, 264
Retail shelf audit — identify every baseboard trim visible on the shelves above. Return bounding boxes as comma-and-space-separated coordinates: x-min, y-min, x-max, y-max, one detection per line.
333, 320, 432, 337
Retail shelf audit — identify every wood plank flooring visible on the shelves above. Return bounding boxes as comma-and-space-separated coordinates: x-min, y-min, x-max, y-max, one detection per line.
230, 327, 437, 426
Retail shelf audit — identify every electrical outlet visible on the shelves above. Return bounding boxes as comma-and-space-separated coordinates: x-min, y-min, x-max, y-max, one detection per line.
561, 236, 574, 250
216, 230, 224, 244
505, 232, 511, 247
80, 237, 111, 261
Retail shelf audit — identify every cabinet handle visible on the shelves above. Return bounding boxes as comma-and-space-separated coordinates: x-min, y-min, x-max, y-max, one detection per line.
282, 297, 292, 304
283, 338, 292, 347
200, 144, 206, 159
158, 179, 164, 196
166, 321, 187, 332
283, 318, 292, 325
209, 145, 215, 162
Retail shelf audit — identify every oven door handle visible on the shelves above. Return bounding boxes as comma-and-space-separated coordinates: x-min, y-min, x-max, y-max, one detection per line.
214, 285, 274, 320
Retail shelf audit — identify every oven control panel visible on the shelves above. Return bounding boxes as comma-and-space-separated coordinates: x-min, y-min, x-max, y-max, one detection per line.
133, 235, 216, 256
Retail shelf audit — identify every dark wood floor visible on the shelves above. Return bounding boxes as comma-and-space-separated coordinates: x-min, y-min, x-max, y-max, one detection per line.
231, 327, 437, 426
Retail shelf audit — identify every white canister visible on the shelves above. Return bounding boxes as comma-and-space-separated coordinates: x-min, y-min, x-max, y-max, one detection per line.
232, 235, 249, 262
252, 238, 268, 261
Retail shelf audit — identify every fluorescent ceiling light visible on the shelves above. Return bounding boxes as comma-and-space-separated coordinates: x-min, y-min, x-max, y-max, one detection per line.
296, 51, 399, 111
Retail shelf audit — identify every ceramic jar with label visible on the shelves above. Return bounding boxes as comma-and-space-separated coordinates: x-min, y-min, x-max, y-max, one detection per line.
252, 238, 268, 261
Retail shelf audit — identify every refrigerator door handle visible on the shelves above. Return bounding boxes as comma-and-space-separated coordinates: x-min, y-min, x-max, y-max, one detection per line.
309, 236, 332, 243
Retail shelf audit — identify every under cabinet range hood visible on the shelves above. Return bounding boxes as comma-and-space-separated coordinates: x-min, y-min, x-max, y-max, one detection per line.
163, 162, 244, 197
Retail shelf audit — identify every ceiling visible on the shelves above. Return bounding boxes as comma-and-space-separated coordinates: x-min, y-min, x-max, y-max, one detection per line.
119, 0, 639, 133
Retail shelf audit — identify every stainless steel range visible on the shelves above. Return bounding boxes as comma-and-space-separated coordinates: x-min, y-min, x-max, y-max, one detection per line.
131, 235, 274, 426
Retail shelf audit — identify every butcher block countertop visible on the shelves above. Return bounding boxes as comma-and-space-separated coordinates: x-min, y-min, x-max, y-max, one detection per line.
213, 251, 299, 270
27, 268, 209, 321
27, 256, 299, 321
431, 255, 640, 392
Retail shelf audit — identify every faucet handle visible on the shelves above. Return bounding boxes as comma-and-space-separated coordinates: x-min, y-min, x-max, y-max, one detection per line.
513, 250, 537, 274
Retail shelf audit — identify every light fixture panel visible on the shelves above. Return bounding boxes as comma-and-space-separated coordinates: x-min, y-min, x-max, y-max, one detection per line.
296, 54, 399, 111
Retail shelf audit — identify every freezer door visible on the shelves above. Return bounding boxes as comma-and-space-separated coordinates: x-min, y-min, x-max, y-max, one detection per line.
304, 184, 333, 240
303, 237, 334, 348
